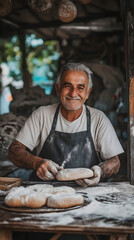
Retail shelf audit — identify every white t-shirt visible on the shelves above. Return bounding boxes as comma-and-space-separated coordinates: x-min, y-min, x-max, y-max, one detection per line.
16, 104, 124, 160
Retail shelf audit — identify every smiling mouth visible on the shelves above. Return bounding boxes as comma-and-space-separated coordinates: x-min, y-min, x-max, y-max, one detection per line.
65, 97, 81, 101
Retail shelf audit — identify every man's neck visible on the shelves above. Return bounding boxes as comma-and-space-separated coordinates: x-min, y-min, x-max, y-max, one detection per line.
60, 106, 83, 122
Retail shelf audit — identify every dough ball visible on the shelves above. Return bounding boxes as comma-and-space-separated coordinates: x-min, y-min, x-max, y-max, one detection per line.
5, 194, 25, 207
47, 193, 84, 208
24, 192, 47, 208
53, 186, 76, 194
5, 186, 47, 208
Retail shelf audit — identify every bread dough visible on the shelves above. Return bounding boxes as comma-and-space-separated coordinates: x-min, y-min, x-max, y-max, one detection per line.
27, 184, 76, 195
47, 193, 84, 208
5, 186, 47, 208
53, 186, 76, 194
4, 184, 79, 209
4, 185, 77, 208
26, 184, 54, 193
56, 168, 94, 181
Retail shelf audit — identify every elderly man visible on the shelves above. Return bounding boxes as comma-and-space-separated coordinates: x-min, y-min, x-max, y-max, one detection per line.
8, 63, 124, 186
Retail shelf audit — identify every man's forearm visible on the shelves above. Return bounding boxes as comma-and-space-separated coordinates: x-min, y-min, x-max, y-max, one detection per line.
99, 155, 120, 178
8, 140, 44, 170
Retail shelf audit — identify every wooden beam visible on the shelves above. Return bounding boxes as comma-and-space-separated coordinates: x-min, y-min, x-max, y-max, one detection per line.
4, 13, 120, 29
19, 33, 28, 89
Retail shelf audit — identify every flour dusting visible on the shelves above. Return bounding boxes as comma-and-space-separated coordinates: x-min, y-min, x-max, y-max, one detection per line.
61, 144, 79, 168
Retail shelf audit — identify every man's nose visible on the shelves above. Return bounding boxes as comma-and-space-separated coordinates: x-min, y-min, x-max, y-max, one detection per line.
69, 88, 78, 97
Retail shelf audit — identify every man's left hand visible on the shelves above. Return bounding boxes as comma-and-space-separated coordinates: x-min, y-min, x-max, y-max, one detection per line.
75, 165, 101, 187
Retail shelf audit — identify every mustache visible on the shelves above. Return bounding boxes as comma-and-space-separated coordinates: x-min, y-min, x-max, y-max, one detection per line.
65, 95, 81, 100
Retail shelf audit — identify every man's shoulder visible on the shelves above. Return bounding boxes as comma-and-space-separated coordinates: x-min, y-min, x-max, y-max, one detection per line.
34, 103, 59, 115
86, 105, 105, 118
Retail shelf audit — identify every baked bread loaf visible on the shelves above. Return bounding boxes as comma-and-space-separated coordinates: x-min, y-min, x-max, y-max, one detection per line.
56, 168, 93, 181
5, 186, 47, 208
47, 193, 84, 208
57, 0, 77, 23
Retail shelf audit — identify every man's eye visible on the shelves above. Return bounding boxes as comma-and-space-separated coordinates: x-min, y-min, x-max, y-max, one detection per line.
78, 87, 84, 90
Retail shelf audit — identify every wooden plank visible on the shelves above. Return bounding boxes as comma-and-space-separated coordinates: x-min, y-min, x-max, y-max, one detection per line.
0, 177, 22, 191
0, 230, 12, 240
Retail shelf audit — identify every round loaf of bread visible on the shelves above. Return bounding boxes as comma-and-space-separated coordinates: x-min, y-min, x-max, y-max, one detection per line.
47, 193, 84, 208
56, 168, 93, 181
57, 0, 77, 23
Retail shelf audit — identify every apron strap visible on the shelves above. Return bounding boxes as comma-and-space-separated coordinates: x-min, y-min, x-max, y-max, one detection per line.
51, 104, 60, 131
51, 104, 91, 133
85, 105, 91, 132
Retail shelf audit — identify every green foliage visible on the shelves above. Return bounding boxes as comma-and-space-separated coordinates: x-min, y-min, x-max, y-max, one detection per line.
26, 34, 60, 81
0, 34, 60, 83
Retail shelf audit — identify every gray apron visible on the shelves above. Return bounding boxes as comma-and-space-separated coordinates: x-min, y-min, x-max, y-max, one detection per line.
30, 104, 100, 181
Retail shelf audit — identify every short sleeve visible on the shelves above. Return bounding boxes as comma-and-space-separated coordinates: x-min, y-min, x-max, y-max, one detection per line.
16, 109, 42, 151
96, 112, 124, 160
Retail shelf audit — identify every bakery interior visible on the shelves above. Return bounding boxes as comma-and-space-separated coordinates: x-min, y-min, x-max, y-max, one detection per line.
0, 0, 134, 239
0, 0, 130, 182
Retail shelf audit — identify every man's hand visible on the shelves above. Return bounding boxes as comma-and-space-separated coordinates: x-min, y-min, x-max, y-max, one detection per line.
75, 165, 101, 187
36, 159, 62, 181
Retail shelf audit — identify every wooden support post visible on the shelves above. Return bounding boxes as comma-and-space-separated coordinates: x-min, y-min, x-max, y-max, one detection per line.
110, 234, 128, 240
124, 0, 134, 184
0, 230, 12, 240
19, 33, 28, 90
129, 77, 134, 184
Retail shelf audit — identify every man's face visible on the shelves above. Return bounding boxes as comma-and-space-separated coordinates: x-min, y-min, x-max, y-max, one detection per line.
55, 70, 91, 111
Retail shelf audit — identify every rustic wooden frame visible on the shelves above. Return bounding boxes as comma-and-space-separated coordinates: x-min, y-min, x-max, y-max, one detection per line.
123, 0, 134, 184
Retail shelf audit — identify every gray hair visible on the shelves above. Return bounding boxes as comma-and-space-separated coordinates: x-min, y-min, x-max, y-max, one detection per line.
56, 63, 93, 90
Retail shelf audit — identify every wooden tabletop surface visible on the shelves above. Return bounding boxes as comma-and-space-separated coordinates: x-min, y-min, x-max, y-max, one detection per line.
0, 181, 134, 235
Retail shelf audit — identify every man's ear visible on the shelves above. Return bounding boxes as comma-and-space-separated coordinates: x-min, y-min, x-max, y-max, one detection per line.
86, 87, 92, 99
55, 83, 60, 96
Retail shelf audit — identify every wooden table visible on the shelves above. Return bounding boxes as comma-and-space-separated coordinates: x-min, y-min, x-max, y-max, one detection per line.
0, 181, 134, 240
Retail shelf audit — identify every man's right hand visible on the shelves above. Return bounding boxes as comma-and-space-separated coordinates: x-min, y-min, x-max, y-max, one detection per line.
36, 159, 62, 181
